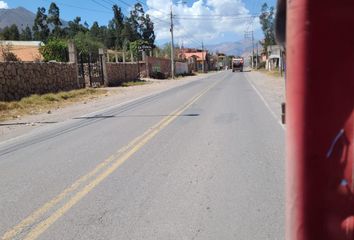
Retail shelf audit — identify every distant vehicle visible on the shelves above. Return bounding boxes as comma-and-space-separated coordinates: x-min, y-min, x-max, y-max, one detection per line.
232, 58, 244, 72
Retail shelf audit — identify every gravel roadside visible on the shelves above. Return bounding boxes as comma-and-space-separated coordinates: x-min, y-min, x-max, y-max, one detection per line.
244, 70, 286, 124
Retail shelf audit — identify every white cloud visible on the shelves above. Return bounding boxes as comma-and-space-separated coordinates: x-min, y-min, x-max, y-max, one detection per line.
146, 0, 257, 46
0, 1, 9, 9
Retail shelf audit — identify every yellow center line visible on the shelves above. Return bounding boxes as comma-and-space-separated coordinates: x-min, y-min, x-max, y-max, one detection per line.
1, 79, 220, 240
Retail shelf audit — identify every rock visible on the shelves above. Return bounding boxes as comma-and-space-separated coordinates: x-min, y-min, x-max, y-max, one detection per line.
47, 110, 52, 114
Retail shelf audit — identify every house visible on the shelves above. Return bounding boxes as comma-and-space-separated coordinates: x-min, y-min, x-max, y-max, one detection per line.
177, 48, 210, 72
216, 53, 229, 70
0, 41, 44, 62
266, 45, 285, 71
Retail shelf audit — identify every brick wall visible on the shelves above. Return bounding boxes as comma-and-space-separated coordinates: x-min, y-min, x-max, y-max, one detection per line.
106, 62, 146, 86
0, 62, 79, 101
145, 57, 171, 78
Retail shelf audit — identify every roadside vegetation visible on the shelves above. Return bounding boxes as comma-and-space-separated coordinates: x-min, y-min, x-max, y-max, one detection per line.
121, 80, 149, 87
257, 68, 284, 78
0, 88, 107, 121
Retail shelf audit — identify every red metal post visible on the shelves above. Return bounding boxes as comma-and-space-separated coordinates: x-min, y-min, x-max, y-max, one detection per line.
286, 0, 354, 239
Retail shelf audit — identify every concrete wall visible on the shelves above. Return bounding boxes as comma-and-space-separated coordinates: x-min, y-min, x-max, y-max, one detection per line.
0, 62, 79, 101
106, 62, 146, 86
175, 62, 189, 75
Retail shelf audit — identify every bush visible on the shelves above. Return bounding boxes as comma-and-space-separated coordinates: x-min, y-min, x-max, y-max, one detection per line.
150, 71, 166, 79
0, 44, 20, 61
39, 39, 68, 62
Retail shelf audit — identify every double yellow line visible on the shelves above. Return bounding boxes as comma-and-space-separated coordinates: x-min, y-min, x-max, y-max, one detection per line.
1, 79, 220, 240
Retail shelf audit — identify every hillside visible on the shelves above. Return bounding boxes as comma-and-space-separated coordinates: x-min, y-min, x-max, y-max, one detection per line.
206, 40, 255, 56
0, 7, 67, 31
0, 7, 36, 30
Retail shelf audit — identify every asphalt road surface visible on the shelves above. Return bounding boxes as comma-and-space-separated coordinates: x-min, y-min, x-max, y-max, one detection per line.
0, 71, 285, 240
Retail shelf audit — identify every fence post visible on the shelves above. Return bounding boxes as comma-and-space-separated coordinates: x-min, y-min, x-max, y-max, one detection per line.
145, 56, 150, 78
99, 48, 109, 87
68, 41, 81, 88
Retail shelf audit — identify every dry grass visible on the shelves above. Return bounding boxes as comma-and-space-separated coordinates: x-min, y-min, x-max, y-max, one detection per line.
257, 68, 285, 78
121, 80, 149, 87
0, 88, 108, 121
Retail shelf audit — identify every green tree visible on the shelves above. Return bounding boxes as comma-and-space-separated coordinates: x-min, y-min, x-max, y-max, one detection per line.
33, 7, 50, 42
90, 21, 101, 38
74, 32, 104, 54
141, 14, 155, 47
127, 3, 145, 41
64, 17, 88, 38
48, 2, 63, 38
39, 38, 68, 62
129, 39, 149, 60
20, 26, 33, 40
259, 3, 276, 53
111, 5, 124, 49
106, 21, 116, 49
121, 20, 135, 43
1, 24, 20, 40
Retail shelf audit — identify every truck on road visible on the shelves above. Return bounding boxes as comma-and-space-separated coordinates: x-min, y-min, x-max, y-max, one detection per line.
232, 57, 244, 72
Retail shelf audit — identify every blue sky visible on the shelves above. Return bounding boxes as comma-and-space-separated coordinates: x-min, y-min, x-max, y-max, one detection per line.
4, 0, 275, 46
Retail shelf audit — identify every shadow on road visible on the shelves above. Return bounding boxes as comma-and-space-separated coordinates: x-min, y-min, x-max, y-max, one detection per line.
73, 113, 200, 120
0, 121, 58, 127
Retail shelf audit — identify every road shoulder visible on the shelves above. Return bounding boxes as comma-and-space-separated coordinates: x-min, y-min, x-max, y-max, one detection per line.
244, 70, 285, 124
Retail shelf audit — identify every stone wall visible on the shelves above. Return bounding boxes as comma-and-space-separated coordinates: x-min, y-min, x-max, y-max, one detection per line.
0, 62, 79, 101
106, 62, 146, 86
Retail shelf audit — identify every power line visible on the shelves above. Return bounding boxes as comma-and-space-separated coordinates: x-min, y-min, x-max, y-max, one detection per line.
109, 0, 170, 25
41, 0, 112, 14
174, 16, 256, 21
90, 0, 112, 10
175, 13, 259, 17
136, 0, 169, 16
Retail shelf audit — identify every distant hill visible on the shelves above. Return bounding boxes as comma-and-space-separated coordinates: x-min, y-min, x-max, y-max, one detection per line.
0, 7, 36, 30
0, 7, 67, 31
206, 40, 255, 56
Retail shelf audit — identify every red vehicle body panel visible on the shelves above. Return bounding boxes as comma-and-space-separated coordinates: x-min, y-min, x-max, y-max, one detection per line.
286, 0, 354, 239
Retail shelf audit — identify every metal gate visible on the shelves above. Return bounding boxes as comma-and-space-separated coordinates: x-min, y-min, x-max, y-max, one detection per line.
77, 51, 104, 87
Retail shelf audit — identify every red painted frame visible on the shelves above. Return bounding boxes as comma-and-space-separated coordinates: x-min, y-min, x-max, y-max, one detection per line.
286, 0, 354, 239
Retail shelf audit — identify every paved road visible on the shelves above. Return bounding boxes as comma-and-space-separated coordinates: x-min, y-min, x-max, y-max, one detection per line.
0, 71, 285, 240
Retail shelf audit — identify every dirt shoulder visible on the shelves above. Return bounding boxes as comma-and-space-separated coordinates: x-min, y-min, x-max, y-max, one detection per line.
244, 69, 286, 124
0, 73, 217, 142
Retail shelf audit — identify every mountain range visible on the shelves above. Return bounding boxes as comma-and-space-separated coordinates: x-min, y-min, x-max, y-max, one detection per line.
0, 7, 68, 31
206, 40, 256, 57
0, 7, 36, 30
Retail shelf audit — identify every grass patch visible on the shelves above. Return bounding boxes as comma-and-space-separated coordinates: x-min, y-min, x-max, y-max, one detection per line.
257, 68, 284, 78
0, 88, 108, 122
121, 80, 148, 87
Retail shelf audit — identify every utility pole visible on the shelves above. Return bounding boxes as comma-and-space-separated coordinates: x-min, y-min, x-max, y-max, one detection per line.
256, 41, 259, 69
202, 41, 205, 73
244, 30, 255, 69
252, 31, 255, 69
170, 5, 175, 79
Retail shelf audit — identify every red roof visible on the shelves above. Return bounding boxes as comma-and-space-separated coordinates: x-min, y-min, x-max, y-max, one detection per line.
183, 51, 207, 61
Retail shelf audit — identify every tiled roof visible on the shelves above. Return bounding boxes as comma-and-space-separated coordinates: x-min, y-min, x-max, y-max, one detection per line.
184, 52, 207, 61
